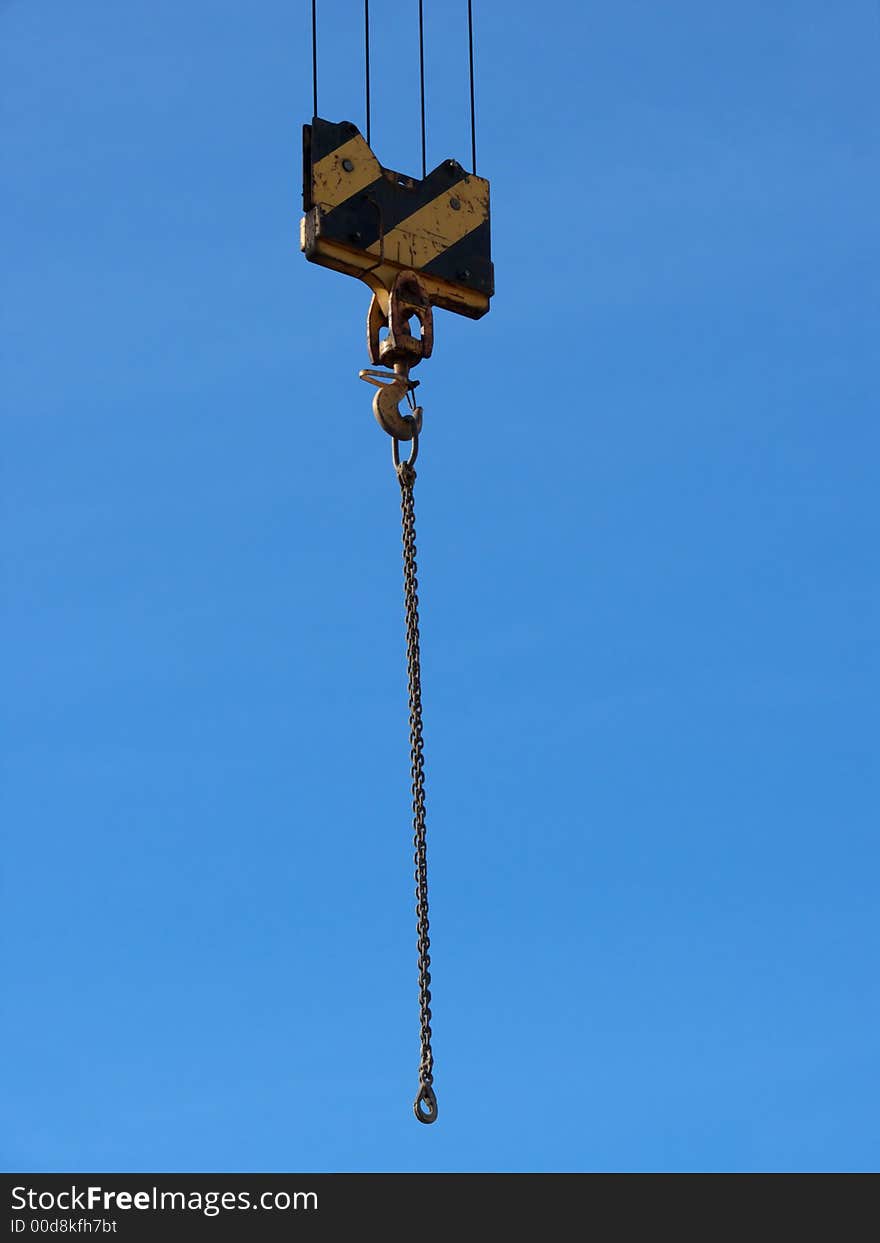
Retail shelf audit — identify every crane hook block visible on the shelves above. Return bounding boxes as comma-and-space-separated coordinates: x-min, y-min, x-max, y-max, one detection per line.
301, 117, 493, 320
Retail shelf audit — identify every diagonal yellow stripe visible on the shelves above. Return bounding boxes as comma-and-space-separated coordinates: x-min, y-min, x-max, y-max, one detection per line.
311, 135, 382, 209
369, 175, 489, 269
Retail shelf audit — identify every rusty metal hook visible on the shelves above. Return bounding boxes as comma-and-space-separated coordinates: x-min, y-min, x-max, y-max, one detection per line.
359, 364, 423, 441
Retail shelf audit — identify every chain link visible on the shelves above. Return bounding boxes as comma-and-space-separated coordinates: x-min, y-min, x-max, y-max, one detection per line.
396, 453, 438, 1125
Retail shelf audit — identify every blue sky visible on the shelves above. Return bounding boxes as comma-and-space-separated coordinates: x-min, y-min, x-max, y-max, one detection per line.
2, 0, 877, 1172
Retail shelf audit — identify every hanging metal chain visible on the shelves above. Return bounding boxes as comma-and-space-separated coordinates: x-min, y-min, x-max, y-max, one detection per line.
394, 430, 438, 1125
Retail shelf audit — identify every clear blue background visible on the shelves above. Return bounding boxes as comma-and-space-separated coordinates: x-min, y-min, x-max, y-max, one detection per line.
3, 0, 877, 1172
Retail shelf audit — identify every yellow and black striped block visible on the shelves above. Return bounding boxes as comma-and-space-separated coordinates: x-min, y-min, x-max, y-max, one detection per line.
301, 118, 493, 319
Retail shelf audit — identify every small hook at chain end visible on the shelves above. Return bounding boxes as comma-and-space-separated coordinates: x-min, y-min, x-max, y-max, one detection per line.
413, 1082, 438, 1125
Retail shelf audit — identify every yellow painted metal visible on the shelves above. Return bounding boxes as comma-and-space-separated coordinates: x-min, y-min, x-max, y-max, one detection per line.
375, 176, 488, 271
311, 135, 382, 209
300, 222, 490, 318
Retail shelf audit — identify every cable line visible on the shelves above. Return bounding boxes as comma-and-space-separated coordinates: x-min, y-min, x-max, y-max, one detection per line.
311, 0, 318, 117
418, 1, 427, 177
364, 1, 372, 145
468, 0, 476, 172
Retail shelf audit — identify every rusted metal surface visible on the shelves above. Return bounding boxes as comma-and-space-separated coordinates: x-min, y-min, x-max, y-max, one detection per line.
367, 270, 434, 368
359, 271, 433, 441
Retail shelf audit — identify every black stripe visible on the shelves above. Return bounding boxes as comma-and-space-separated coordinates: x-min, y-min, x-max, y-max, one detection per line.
309, 117, 363, 163
302, 124, 313, 212
422, 220, 494, 296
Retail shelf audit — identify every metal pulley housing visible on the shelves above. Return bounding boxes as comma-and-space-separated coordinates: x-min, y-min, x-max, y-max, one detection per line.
301, 117, 493, 318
